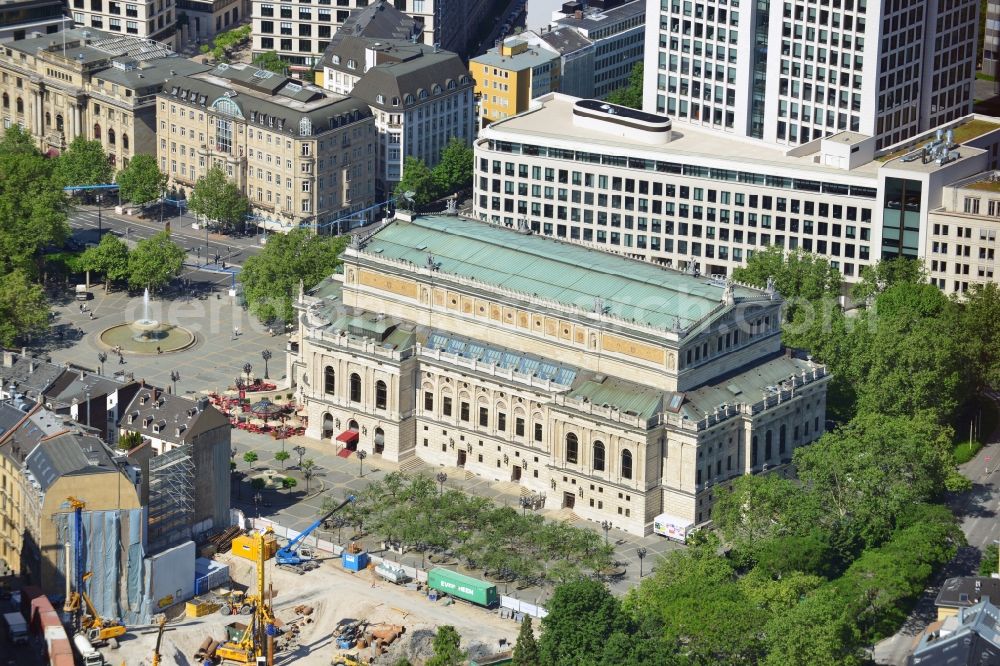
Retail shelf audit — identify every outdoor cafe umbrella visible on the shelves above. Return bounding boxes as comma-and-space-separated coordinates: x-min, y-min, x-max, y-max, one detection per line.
250, 398, 283, 428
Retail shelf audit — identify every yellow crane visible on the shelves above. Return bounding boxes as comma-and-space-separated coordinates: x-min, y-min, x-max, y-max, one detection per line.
78, 572, 127, 644
216, 528, 277, 664
151, 616, 166, 666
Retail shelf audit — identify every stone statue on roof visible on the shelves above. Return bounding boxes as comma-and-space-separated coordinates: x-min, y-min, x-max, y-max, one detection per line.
722, 278, 735, 306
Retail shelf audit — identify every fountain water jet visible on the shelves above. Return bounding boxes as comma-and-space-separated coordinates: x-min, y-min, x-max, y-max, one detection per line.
129, 288, 165, 340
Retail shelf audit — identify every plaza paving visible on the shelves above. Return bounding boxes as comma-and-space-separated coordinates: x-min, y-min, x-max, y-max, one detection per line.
33, 270, 683, 601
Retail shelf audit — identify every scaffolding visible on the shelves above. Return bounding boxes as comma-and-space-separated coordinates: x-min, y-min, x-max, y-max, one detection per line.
147, 444, 195, 553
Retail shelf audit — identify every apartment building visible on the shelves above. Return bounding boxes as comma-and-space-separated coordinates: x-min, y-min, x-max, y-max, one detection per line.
0, 28, 208, 162
0, 0, 68, 41
643, 0, 979, 149
470, 38, 559, 127
473, 93, 1000, 282
158, 62, 376, 233
318, 36, 474, 197
69, 0, 177, 45
290, 212, 830, 534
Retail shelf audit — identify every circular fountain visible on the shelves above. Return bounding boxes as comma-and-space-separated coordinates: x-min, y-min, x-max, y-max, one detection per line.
98, 288, 196, 354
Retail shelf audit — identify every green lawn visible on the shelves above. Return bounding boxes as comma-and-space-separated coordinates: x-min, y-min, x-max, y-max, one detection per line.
978, 72, 997, 82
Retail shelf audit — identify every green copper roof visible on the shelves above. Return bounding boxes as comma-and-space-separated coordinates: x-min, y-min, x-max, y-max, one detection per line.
361, 215, 761, 329
567, 378, 664, 420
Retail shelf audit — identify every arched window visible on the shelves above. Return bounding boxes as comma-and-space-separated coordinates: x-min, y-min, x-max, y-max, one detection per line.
122, 133, 129, 150
349, 373, 361, 402
621, 450, 633, 479
751, 435, 759, 466
56, 114, 63, 131
15, 97, 23, 114
565, 433, 578, 464
592, 441, 605, 471
779, 424, 787, 455
2, 93, 8, 108
375, 380, 387, 410
764, 430, 773, 461
45, 111, 50, 127
324, 366, 335, 394
93, 123, 101, 140
108, 128, 116, 145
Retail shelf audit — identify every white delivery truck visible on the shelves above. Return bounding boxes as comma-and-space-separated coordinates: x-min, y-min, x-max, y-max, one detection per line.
73, 633, 106, 666
653, 513, 695, 543
2, 611, 28, 645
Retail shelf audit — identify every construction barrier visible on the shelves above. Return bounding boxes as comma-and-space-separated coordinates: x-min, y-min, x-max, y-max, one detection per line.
186, 601, 219, 618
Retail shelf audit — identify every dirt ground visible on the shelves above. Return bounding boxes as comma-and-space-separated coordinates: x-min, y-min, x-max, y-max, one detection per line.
99, 552, 518, 666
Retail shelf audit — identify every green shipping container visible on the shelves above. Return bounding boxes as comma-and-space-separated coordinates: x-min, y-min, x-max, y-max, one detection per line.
427, 568, 499, 607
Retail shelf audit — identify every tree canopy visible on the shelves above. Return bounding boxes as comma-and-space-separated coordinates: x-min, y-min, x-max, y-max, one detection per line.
395, 156, 438, 209
732, 246, 842, 318
188, 165, 251, 232
540, 579, 632, 666
432, 137, 474, 194
512, 616, 540, 666
80, 233, 131, 291
605, 63, 643, 109
251, 50, 287, 74
128, 230, 185, 291
0, 270, 50, 347
238, 229, 348, 324
116, 154, 166, 206
0, 126, 69, 276
850, 257, 926, 305
426, 626, 465, 666
53, 135, 113, 188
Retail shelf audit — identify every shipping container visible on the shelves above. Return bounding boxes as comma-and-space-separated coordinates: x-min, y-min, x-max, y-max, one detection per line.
427, 568, 498, 608
341, 551, 369, 572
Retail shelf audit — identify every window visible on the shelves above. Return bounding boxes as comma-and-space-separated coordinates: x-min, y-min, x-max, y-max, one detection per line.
621, 450, 633, 479
593, 441, 605, 471
479, 406, 489, 427
375, 380, 387, 409
497, 412, 506, 431
779, 424, 787, 455
442, 396, 452, 417
534, 422, 543, 442
323, 366, 335, 394
424, 391, 434, 411
751, 435, 759, 466
460, 402, 470, 421
515, 417, 525, 437
349, 373, 361, 402
765, 430, 773, 461
566, 433, 579, 464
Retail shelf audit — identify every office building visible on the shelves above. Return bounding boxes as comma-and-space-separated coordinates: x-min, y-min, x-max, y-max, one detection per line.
0, 0, 68, 41
985, 1, 1000, 90
643, 0, 979, 149
68, 0, 177, 45
290, 212, 830, 535
473, 93, 1000, 283
174, 0, 243, 47
158, 62, 376, 233
0, 28, 208, 162
318, 36, 474, 197
470, 38, 559, 127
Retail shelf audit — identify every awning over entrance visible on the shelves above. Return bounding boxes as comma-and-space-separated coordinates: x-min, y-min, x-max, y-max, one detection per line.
336, 429, 359, 444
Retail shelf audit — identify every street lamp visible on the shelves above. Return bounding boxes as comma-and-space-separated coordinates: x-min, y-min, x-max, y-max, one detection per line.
243, 362, 253, 385
357, 449, 367, 477
637, 547, 648, 578
261, 349, 272, 380
96, 194, 103, 233
519, 496, 531, 516
436, 472, 448, 496
97, 351, 107, 375
601, 520, 612, 547
170, 370, 180, 394
254, 492, 262, 519
293, 445, 306, 469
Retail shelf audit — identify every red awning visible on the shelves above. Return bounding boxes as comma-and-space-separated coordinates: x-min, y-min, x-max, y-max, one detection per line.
336, 430, 359, 444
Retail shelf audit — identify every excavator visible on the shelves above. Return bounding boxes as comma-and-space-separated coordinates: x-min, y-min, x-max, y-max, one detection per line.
216, 528, 277, 664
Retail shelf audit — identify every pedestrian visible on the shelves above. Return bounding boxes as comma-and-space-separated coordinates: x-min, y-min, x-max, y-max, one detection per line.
78, 303, 83, 312
118, 355, 125, 365
156, 346, 162, 354
88, 311, 94, 320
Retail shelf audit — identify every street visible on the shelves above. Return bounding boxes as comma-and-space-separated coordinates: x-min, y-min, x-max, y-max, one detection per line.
874, 394, 1000, 664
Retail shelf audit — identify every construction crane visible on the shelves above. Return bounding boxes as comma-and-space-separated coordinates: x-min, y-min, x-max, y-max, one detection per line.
276, 495, 355, 571
151, 616, 166, 666
216, 527, 277, 665
62, 497, 126, 645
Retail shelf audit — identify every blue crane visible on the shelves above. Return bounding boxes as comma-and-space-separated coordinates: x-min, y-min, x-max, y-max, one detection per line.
275, 495, 355, 571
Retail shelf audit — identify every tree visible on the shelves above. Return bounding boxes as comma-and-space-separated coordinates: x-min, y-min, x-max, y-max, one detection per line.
80, 233, 130, 291
845, 282, 966, 423
116, 154, 166, 206
961, 282, 1000, 390
540, 579, 630, 666
981, 543, 999, 576
512, 616, 540, 666
793, 412, 967, 548
432, 137, 474, 194
243, 451, 259, 469
117, 430, 143, 451
732, 245, 842, 319
0, 270, 50, 347
274, 450, 290, 470
128, 231, 185, 291
850, 257, 926, 305
301, 459, 316, 492
426, 625, 465, 666
394, 156, 438, 209
605, 62, 643, 109
53, 135, 113, 187
281, 476, 297, 490
251, 50, 287, 74
0, 126, 69, 276
239, 230, 348, 324
188, 165, 251, 233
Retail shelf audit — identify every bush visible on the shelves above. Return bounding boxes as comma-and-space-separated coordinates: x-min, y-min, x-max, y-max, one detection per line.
281, 477, 297, 490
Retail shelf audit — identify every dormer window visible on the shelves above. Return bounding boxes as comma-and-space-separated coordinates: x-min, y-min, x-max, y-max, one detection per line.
142, 416, 152, 427
299, 117, 312, 136
404, 94, 414, 105
417, 89, 428, 100
432, 84, 441, 95
347, 59, 356, 70
376, 94, 384, 104
332, 55, 340, 65
391, 96, 400, 106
